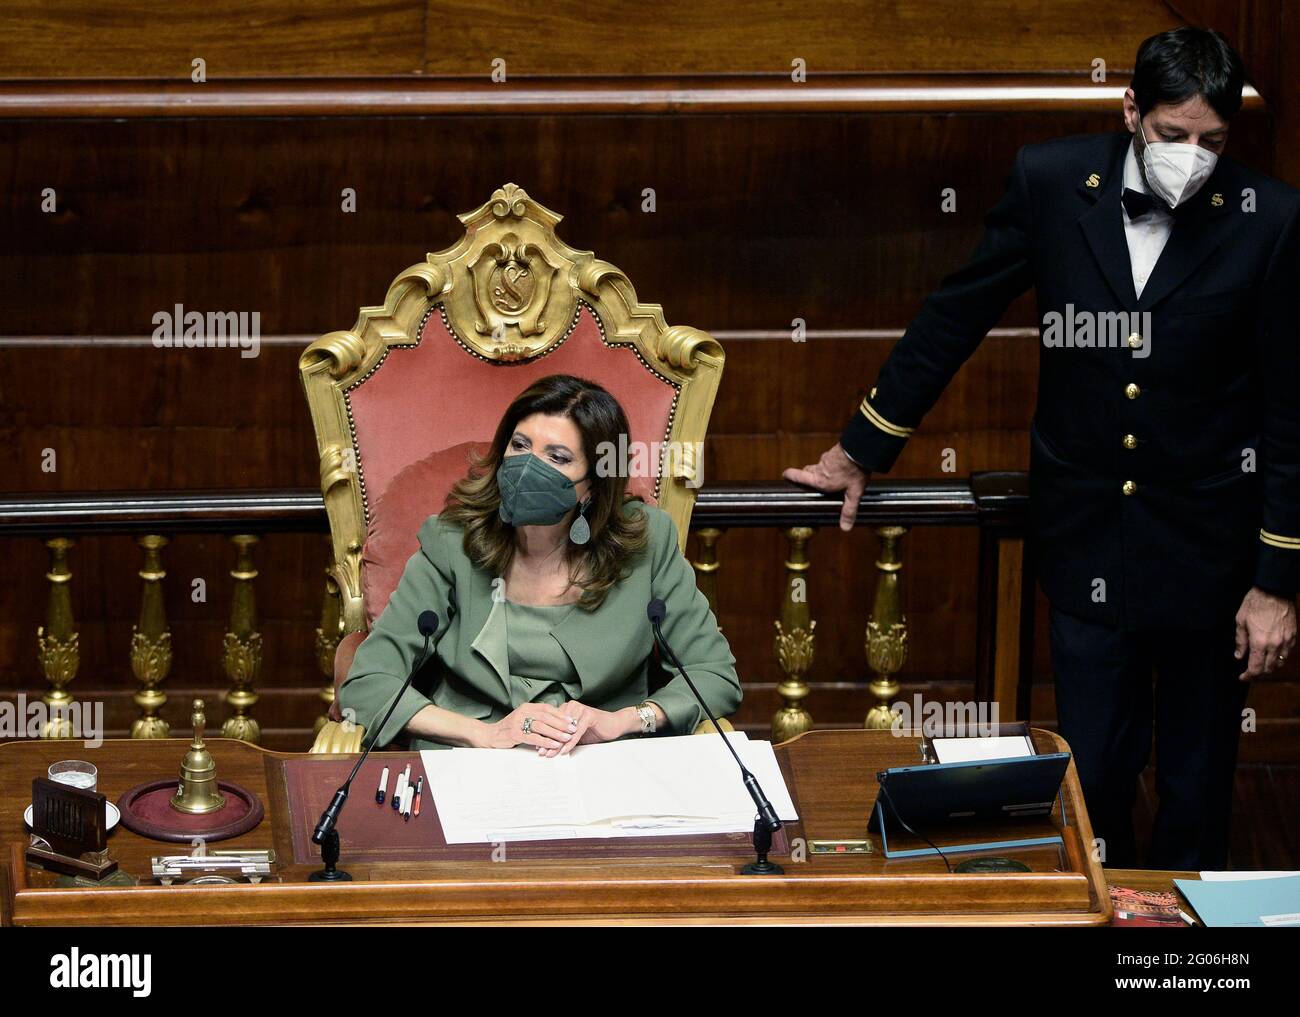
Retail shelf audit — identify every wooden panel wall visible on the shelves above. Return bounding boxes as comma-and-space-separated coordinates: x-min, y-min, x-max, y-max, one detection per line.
0, 1, 1177, 77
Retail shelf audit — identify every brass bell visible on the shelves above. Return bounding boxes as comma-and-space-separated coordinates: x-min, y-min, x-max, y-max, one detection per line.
171, 699, 227, 815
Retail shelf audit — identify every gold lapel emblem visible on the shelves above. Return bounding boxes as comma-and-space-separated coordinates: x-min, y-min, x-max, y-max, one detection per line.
1085, 173, 1101, 188
1210, 192, 1224, 207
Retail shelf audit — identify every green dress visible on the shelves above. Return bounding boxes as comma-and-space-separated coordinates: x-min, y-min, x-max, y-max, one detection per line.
501, 598, 582, 711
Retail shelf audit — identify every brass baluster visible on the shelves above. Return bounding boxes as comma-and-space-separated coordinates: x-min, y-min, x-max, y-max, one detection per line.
773, 526, 815, 742
130, 534, 172, 738
864, 525, 908, 730
314, 566, 342, 736
37, 537, 79, 738
221, 534, 262, 743
691, 527, 723, 621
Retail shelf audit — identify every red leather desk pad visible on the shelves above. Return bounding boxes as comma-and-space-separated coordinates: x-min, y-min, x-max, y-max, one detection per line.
280, 753, 792, 864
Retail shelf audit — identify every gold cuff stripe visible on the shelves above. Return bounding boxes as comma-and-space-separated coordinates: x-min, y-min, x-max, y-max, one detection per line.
1260, 529, 1300, 550
859, 398, 914, 439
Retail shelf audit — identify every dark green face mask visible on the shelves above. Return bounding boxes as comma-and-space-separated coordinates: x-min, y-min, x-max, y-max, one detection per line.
496, 453, 586, 527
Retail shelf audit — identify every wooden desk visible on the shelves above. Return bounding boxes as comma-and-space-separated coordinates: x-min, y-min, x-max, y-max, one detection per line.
2, 729, 1112, 926
1107, 868, 1200, 895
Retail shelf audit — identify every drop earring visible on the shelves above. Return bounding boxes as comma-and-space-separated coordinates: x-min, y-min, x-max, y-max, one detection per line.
569, 497, 591, 545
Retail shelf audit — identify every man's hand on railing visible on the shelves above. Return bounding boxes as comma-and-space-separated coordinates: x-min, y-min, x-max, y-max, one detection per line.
782, 443, 870, 532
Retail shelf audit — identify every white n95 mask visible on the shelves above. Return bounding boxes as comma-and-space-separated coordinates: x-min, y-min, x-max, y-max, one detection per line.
1136, 118, 1219, 209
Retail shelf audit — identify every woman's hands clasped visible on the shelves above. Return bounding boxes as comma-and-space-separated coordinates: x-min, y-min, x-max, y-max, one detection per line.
473, 701, 634, 756
476, 702, 578, 752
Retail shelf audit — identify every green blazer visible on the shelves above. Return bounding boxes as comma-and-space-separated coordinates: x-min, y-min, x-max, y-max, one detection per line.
339, 500, 741, 750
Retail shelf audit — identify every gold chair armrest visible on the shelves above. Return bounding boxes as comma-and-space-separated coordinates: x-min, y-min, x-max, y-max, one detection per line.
310, 719, 365, 754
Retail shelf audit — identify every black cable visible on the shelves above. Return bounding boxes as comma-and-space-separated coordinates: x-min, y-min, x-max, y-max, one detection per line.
878, 780, 953, 873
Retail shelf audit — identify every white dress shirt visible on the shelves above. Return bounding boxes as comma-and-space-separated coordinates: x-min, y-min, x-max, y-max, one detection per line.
1122, 139, 1174, 299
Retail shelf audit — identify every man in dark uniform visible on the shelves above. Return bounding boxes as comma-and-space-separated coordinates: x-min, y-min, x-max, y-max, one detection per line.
785, 27, 1299, 870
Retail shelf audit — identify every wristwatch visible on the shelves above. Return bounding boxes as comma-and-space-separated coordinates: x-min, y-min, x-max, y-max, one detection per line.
634, 702, 657, 736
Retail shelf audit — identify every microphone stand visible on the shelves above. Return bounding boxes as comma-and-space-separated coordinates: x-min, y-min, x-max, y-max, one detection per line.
309, 610, 445, 882
649, 602, 784, 875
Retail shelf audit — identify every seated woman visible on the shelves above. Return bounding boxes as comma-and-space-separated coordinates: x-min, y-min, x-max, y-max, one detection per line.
339, 373, 741, 754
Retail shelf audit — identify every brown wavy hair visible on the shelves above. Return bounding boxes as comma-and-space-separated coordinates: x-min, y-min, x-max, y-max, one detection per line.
442, 374, 650, 610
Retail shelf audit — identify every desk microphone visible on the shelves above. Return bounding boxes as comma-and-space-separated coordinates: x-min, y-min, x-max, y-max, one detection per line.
646, 598, 783, 875
310, 608, 449, 882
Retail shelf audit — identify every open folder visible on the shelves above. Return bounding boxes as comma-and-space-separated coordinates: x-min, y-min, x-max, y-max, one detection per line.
422, 732, 798, 844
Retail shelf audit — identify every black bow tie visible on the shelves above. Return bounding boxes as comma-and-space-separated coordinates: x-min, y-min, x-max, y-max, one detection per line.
1121, 187, 1175, 221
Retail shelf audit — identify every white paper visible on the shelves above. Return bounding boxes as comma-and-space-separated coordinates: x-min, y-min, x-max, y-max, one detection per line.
422, 732, 798, 844
1199, 870, 1300, 881
931, 735, 1034, 763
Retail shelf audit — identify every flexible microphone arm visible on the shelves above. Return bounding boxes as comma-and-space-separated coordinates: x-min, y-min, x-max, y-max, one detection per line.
310, 608, 449, 880
647, 599, 784, 875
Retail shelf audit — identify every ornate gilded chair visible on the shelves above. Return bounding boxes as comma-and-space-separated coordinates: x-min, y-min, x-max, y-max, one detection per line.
301, 184, 726, 753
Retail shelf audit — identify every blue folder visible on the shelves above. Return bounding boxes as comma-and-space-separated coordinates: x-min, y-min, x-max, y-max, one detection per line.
1174, 874, 1300, 927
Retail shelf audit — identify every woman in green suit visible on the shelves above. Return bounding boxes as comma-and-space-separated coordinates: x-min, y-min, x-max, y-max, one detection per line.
339, 373, 741, 754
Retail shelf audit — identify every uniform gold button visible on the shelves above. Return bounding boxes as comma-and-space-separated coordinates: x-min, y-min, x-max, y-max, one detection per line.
1125, 383, 1141, 399
1122, 480, 1137, 496
1127, 332, 1142, 349
1123, 434, 1138, 450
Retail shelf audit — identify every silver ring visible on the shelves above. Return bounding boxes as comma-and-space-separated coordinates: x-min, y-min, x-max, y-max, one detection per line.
522, 717, 534, 735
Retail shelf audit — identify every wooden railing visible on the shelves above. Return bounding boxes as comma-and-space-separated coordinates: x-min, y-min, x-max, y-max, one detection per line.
0, 474, 1031, 745
0, 75, 1263, 119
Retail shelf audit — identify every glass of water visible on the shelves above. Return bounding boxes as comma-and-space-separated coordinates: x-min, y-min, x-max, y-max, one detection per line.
48, 760, 97, 791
